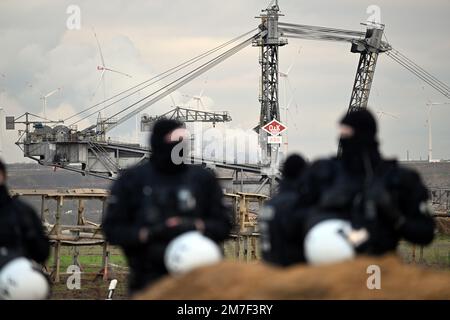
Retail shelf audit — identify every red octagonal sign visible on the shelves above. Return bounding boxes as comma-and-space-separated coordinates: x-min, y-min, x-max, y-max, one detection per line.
262, 119, 287, 136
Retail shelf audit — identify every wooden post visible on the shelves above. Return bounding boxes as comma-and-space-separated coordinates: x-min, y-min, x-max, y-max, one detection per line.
234, 235, 240, 260
72, 246, 81, 269
40, 195, 50, 273
53, 196, 63, 283
445, 191, 450, 213
239, 197, 246, 233
102, 243, 109, 281
77, 199, 85, 225
251, 235, 257, 260
40, 195, 45, 222
243, 235, 249, 262
101, 199, 110, 281
53, 241, 61, 283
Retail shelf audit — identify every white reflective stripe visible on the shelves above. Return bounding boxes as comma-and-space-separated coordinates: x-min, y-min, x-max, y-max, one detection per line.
419, 200, 434, 216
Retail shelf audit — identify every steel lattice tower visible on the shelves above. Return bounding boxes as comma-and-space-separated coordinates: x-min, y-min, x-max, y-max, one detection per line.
347, 27, 385, 112
254, 3, 287, 164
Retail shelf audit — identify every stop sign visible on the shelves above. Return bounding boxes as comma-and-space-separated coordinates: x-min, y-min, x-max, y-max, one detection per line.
262, 119, 287, 136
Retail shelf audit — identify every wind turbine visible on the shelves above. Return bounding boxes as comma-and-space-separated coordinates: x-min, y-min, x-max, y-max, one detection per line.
279, 48, 301, 154
425, 101, 450, 162
40, 87, 62, 119
279, 95, 300, 154
182, 78, 208, 110
92, 28, 132, 100
279, 47, 301, 122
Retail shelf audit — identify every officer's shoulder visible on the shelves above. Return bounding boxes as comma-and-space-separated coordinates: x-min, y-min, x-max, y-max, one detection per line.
384, 160, 424, 185
188, 164, 217, 180
186, 165, 220, 185
11, 197, 36, 214
267, 190, 298, 205
394, 164, 423, 184
117, 162, 150, 180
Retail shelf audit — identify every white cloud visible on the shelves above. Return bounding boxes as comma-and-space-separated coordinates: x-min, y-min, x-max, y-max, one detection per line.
0, 0, 449, 164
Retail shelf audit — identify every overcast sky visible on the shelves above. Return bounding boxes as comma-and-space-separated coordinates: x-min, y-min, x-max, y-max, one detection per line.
0, 0, 449, 164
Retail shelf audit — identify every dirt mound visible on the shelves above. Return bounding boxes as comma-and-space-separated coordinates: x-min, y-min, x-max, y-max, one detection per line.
135, 255, 450, 300
436, 217, 450, 235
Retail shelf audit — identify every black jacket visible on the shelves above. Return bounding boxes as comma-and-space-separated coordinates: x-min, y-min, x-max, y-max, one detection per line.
260, 188, 305, 266
102, 162, 232, 292
0, 196, 50, 267
292, 158, 435, 255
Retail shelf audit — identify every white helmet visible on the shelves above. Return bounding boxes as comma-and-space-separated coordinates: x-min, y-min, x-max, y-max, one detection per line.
304, 219, 356, 266
164, 231, 222, 274
0, 258, 50, 300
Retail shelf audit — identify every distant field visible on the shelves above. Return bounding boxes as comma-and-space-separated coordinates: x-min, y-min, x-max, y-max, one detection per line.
398, 234, 450, 268
48, 246, 128, 300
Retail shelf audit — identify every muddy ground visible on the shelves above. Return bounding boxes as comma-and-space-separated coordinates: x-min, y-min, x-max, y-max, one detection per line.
135, 254, 450, 300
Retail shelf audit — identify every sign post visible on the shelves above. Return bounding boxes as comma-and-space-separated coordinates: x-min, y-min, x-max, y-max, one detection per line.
262, 119, 287, 142
261, 119, 287, 195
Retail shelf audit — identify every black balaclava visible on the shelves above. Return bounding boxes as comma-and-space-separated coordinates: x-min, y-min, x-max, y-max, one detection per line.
339, 109, 381, 174
150, 119, 186, 174
280, 154, 307, 192
0, 160, 11, 205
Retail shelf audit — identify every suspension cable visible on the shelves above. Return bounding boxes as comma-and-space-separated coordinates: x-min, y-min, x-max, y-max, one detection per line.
279, 22, 366, 38
103, 32, 261, 132
72, 31, 260, 128
386, 51, 450, 99
389, 49, 450, 93
65, 28, 258, 123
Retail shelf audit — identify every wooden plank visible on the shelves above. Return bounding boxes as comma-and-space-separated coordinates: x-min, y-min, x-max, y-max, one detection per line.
236, 192, 269, 199
48, 234, 104, 241
53, 242, 61, 283
10, 188, 108, 198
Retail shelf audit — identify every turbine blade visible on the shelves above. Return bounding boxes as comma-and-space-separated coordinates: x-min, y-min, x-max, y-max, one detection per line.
286, 61, 295, 75
286, 80, 300, 113
92, 70, 105, 98
287, 96, 294, 109
199, 78, 208, 98
286, 47, 301, 75
104, 67, 132, 78
385, 112, 399, 119
92, 27, 106, 67
169, 94, 176, 107
45, 88, 61, 98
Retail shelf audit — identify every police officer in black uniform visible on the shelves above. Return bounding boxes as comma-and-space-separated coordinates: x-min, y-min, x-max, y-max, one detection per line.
260, 154, 308, 266
102, 119, 232, 294
0, 160, 50, 269
293, 109, 435, 256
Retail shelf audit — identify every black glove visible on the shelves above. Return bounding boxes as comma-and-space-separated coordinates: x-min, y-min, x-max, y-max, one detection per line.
143, 222, 168, 242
